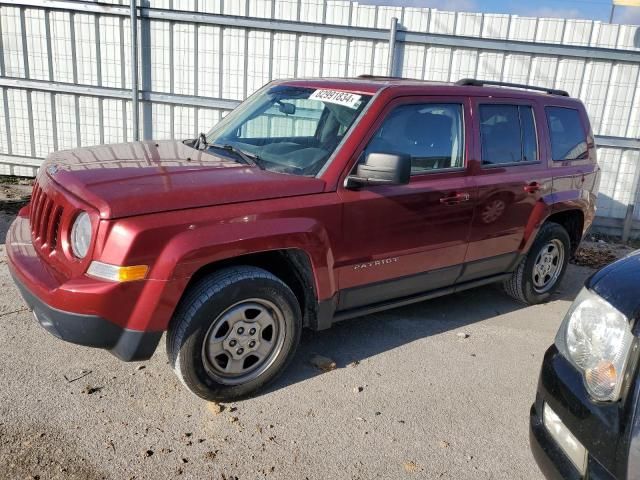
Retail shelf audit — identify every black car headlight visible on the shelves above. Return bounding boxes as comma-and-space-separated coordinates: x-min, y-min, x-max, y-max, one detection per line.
556, 288, 634, 402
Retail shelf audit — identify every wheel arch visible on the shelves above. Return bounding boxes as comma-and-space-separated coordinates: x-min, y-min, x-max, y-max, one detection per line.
177, 249, 320, 329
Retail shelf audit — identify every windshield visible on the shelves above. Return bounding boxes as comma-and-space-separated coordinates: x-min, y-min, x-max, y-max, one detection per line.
204, 85, 372, 176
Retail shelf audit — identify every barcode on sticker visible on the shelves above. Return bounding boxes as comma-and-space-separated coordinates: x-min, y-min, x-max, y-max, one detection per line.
309, 89, 362, 109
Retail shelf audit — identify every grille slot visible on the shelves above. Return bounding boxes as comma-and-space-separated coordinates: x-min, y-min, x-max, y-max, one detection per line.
29, 181, 64, 254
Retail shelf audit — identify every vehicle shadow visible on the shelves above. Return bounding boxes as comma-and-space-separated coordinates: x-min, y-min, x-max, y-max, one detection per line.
266, 264, 592, 395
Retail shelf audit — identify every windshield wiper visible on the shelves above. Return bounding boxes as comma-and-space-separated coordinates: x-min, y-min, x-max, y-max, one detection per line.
209, 143, 265, 170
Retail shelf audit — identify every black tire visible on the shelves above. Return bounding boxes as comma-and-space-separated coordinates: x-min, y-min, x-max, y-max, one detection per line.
503, 222, 571, 305
167, 266, 302, 401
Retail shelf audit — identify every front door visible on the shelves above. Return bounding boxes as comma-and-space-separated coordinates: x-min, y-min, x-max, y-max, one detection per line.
336, 96, 477, 311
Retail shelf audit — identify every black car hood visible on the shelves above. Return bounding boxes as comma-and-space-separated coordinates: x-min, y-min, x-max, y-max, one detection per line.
587, 249, 640, 321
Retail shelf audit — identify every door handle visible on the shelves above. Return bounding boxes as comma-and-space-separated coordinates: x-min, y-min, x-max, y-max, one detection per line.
440, 192, 470, 205
524, 182, 541, 194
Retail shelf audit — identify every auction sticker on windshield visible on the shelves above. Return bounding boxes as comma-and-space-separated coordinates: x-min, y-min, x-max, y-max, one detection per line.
309, 89, 362, 109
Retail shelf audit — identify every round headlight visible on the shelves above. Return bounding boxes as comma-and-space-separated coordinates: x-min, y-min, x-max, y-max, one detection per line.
561, 289, 633, 401
70, 211, 92, 259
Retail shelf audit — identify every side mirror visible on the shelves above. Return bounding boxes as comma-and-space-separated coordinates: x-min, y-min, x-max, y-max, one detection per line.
347, 152, 411, 188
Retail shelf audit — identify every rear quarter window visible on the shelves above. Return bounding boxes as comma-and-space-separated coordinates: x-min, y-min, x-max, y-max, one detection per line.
545, 107, 588, 161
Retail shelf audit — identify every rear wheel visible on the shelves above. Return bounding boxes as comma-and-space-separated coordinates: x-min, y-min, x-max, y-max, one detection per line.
503, 222, 571, 305
167, 266, 302, 401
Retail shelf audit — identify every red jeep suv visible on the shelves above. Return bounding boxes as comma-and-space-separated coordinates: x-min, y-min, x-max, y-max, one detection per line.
7, 77, 599, 401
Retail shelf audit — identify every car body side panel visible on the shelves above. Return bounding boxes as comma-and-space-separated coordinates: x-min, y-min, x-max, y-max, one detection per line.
95, 193, 344, 304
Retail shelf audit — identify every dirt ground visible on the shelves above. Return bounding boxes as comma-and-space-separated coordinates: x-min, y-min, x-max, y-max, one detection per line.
0, 179, 635, 480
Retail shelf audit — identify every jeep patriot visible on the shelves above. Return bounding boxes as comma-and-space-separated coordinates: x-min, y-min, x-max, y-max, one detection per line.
6, 77, 599, 400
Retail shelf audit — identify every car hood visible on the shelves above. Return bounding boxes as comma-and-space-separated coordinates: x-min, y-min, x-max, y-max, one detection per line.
43, 141, 326, 219
587, 249, 640, 321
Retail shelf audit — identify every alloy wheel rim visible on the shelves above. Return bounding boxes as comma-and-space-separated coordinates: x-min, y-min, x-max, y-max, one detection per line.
532, 239, 565, 293
202, 298, 286, 385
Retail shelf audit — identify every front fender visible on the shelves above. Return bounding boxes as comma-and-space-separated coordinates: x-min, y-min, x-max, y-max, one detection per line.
156, 217, 337, 301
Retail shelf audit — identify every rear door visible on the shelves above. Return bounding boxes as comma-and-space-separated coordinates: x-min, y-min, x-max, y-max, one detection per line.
336, 96, 477, 310
462, 98, 552, 282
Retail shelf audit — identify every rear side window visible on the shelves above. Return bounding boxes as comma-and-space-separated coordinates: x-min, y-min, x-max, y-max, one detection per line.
545, 107, 588, 161
480, 104, 538, 165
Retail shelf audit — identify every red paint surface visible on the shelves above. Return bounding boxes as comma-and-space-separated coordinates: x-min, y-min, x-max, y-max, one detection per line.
6, 78, 598, 333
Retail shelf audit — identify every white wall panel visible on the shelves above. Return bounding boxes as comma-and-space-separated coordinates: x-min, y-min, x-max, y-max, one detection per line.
222, 28, 246, 100
274, 0, 298, 21
600, 63, 639, 136
451, 49, 478, 81
322, 37, 347, 77
555, 58, 586, 98
249, 0, 273, 19
402, 7, 430, 33
173, 23, 195, 95
580, 61, 614, 133
350, 2, 375, 28
325, 1, 350, 26
482, 14, 509, 40
151, 103, 171, 139
529, 56, 558, 87
74, 14, 98, 85
247, 31, 271, 94
100, 16, 123, 88
50, 11, 74, 83
197, 0, 222, 14
272, 33, 296, 79
371, 41, 389, 76
299, 0, 324, 23
297, 36, 321, 77
197, 25, 221, 98
7, 89, 30, 156
54, 94, 77, 150
1, 7, 25, 77
563, 19, 593, 46
79, 96, 100, 147
400, 44, 424, 80
536, 18, 565, 44
376, 6, 402, 29
24, 9, 48, 81
347, 40, 374, 77
502, 54, 532, 84
476, 52, 504, 82
456, 12, 482, 37
149, 20, 170, 92
508, 16, 537, 42
590, 22, 619, 48
0, 90, 8, 153
173, 106, 195, 139
103, 99, 125, 144
31, 92, 54, 157
424, 46, 451, 82
429, 10, 455, 35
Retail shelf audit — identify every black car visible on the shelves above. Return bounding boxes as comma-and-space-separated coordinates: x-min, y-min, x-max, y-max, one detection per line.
530, 249, 640, 479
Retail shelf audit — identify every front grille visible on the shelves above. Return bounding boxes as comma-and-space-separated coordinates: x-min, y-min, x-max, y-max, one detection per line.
29, 181, 64, 254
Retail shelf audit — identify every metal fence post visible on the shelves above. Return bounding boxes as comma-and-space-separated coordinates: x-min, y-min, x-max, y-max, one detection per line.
387, 17, 398, 77
130, 0, 139, 141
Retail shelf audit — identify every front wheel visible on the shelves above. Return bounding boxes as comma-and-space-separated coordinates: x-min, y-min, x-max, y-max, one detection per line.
167, 266, 302, 401
503, 222, 571, 305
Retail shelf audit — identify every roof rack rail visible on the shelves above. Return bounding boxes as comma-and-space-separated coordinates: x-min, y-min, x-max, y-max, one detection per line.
357, 74, 405, 80
455, 78, 570, 97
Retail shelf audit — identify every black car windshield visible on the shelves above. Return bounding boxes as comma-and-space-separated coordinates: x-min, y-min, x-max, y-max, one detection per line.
204, 85, 372, 176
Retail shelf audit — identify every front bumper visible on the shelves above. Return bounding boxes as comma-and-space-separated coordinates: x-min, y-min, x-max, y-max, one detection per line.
6, 212, 162, 361
11, 271, 161, 361
530, 346, 628, 480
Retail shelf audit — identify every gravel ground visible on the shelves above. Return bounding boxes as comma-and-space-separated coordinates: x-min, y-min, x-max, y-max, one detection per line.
0, 189, 632, 480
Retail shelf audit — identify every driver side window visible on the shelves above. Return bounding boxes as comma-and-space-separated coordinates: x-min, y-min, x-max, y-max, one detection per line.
365, 103, 465, 174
